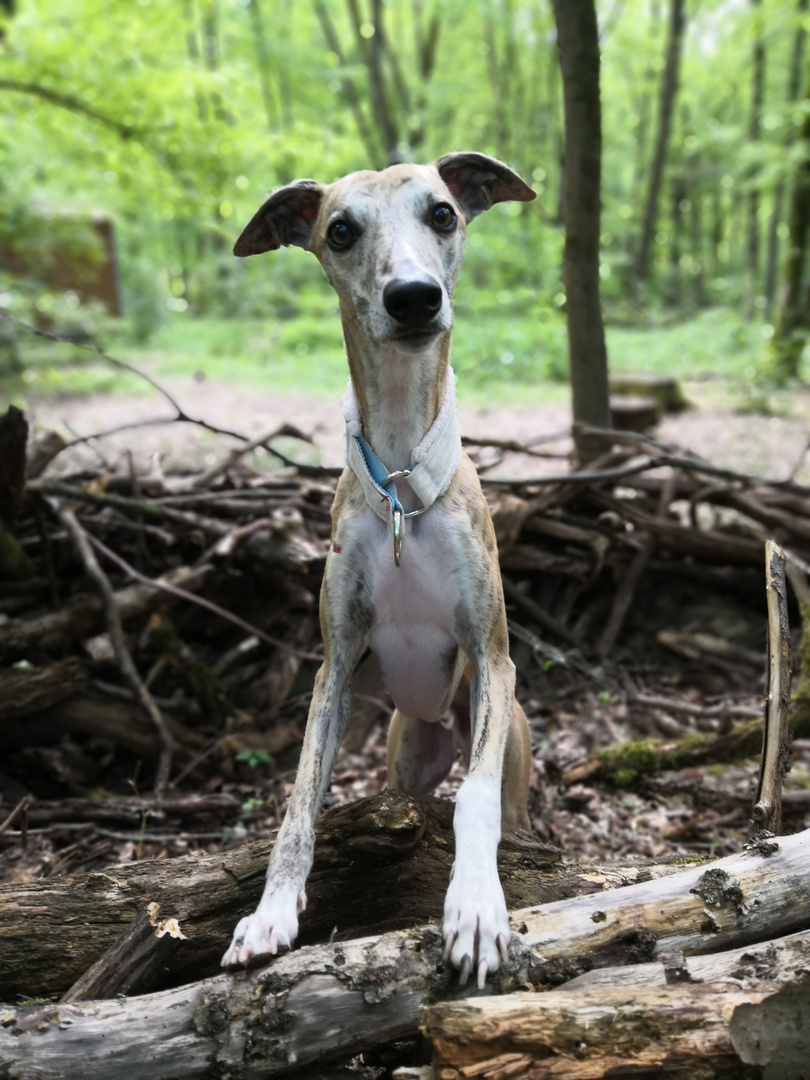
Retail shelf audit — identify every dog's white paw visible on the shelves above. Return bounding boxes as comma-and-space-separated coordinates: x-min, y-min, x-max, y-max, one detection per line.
221, 886, 304, 967
442, 867, 510, 989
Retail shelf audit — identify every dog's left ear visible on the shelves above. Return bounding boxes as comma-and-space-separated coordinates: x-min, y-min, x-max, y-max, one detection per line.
234, 179, 324, 257
434, 152, 535, 223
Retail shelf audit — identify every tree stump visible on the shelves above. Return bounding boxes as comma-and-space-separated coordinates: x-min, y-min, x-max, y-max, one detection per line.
609, 372, 688, 413
609, 394, 659, 433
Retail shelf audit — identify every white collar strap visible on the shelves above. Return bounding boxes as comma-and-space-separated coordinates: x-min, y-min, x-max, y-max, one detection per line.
343, 368, 462, 563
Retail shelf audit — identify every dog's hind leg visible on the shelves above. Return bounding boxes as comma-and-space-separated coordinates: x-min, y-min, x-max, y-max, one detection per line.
387, 710, 460, 796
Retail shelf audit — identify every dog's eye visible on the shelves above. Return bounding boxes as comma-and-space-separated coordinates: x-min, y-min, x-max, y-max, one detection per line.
430, 204, 457, 232
326, 221, 355, 251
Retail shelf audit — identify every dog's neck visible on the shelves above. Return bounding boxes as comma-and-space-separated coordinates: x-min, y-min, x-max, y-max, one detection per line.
341, 313, 453, 473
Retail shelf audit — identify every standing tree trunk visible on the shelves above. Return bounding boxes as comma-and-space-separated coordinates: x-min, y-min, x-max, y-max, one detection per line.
314, 0, 442, 167
246, 0, 277, 132
551, 0, 611, 463
685, 119, 707, 306
634, 0, 687, 290
624, 3, 662, 296
745, 0, 766, 321
771, 80, 810, 382
668, 169, 686, 305
313, 0, 380, 164
361, 0, 401, 163
764, 0, 807, 312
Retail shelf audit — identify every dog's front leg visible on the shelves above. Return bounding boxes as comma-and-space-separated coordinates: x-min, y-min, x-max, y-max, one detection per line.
442, 648, 515, 987
222, 644, 361, 966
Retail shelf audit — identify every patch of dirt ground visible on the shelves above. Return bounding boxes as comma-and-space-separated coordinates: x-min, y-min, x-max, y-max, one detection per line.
24, 374, 810, 485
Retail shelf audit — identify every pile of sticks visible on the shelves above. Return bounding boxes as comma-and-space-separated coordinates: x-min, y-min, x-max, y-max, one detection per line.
3, 380, 810, 804
3, 320, 810, 1074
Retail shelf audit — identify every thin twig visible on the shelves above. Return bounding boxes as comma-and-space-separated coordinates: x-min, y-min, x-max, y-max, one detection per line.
502, 577, 584, 650
597, 469, 678, 658
628, 693, 762, 720
1, 312, 340, 475
85, 531, 324, 663
461, 435, 567, 460
0, 795, 32, 839
58, 505, 174, 796
482, 431, 810, 494
192, 423, 315, 489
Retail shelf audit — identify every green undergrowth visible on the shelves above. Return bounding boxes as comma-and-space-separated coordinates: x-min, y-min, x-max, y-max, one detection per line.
0, 305, 784, 412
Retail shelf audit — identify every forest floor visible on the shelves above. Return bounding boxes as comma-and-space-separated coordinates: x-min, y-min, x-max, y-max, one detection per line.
20, 368, 810, 482
4, 371, 810, 891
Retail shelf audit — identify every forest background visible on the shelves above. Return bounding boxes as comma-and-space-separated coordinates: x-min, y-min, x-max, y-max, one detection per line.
0, 0, 808, 416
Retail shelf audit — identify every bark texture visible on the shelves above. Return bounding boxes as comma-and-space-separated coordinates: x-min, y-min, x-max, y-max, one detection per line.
1, 829, 809, 1079
0, 791, 567, 1000
772, 79, 810, 381
425, 980, 809, 1079
551, 0, 611, 462
635, 0, 686, 288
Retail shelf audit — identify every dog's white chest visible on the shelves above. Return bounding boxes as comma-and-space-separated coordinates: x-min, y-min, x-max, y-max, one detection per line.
337, 505, 463, 721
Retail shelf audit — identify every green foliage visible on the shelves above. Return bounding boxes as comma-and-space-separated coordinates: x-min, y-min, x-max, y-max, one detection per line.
235, 748, 274, 770
0, 0, 806, 391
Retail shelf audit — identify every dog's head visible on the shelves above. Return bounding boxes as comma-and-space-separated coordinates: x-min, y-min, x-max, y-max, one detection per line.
234, 153, 535, 352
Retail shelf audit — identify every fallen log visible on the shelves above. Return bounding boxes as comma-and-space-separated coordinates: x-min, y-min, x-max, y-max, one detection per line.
0, 926, 452, 1080
61, 901, 188, 1002
561, 703, 810, 786
0, 657, 87, 720
424, 931, 810, 1079
4, 800, 808, 1003
37, 691, 207, 759
0, 563, 211, 660
0, 791, 565, 999
423, 980, 809, 1079
559, 924, 810, 990
608, 372, 687, 413
513, 827, 809, 966
2, 831, 809, 1079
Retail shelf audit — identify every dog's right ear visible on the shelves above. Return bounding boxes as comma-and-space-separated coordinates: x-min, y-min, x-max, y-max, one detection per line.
434, 152, 535, 223
234, 180, 324, 257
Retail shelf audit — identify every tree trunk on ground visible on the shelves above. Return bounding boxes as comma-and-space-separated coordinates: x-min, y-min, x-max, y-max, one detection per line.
771, 79, 810, 381
1, 829, 809, 1079
551, 0, 611, 463
634, 0, 686, 290
427, 931, 810, 1078
0, 791, 568, 1000
425, 966, 810, 1079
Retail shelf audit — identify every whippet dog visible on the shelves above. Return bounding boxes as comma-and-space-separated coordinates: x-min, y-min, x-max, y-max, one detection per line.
222, 153, 536, 987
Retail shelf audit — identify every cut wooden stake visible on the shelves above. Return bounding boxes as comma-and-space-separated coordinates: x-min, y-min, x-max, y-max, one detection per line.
752, 540, 792, 834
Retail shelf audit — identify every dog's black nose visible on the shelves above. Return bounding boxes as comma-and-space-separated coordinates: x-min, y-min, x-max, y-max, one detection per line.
383, 277, 442, 327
